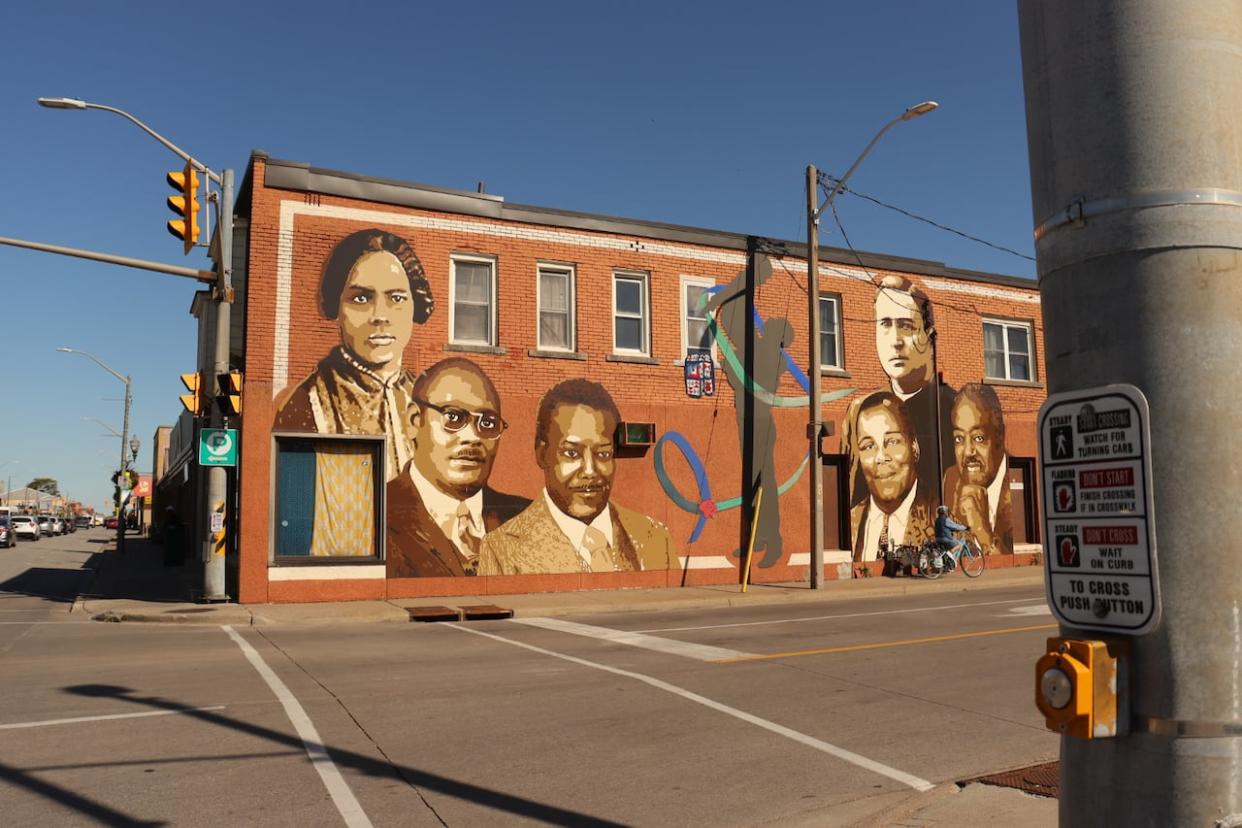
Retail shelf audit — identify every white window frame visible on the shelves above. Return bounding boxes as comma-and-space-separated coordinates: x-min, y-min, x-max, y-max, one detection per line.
818, 294, 843, 371
679, 275, 718, 364
536, 262, 576, 352
449, 254, 498, 347
983, 318, 1035, 381
611, 270, 650, 356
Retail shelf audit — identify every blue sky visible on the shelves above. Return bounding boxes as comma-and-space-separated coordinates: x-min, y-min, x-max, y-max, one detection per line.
0, 1, 1033, 509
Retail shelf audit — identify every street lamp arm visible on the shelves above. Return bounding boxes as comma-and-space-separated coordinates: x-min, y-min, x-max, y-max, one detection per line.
813, 100, 939, 220
36, 97, 221, 185
56, 347, 128, 385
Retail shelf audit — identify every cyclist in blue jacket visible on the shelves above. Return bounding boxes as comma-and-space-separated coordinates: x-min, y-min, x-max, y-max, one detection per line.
935, 505, 968, 569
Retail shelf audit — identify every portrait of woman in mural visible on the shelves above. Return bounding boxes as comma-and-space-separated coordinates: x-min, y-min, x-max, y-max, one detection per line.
943, 383, 1013, 555
274, 229, 434, 481
478, 378, 678, 575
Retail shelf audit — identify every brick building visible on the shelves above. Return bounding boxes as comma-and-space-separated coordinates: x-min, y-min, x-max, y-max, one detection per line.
222, 151, 1045, 603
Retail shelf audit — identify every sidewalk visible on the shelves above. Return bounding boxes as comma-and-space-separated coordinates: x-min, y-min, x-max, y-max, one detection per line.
76, 535, 1047, 627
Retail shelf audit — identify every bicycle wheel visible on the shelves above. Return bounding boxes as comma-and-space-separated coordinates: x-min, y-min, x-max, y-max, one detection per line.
959, 538, 985, 578
919, 548, 944, 580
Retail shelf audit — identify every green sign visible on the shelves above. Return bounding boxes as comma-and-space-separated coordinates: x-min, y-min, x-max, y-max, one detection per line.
199, 428, 238, 467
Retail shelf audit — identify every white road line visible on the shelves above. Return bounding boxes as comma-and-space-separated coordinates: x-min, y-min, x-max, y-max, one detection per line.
512, 617, 753, 661
222, 626, 372, 828
449, 624, 935, 793
1006, 604, 1053, 616
634, 597, 1040, 633
0, 706, 225, 730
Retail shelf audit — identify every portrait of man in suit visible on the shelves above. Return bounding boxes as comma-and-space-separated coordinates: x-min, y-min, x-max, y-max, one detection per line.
477, 378, 678, 575
386, 357, 529, 577
850, 391, 937, 562
943, 383, 1013, 555
865, 275, 956, 502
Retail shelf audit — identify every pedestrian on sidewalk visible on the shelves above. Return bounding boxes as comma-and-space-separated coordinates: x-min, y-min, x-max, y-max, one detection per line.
162, 507, 185, 567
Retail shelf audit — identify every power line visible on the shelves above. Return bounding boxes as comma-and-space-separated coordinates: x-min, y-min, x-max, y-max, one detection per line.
818, 173, 1035, 262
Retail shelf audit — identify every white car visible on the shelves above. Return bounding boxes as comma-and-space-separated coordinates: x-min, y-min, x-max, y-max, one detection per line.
11, 515, 40, 541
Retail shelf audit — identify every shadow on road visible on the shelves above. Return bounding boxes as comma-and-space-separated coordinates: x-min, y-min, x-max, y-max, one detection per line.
0, 565, 97, 604
55, 683, 627, 827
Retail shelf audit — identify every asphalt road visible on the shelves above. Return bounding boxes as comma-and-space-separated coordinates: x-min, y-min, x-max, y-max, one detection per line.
0, 531, 1057, 826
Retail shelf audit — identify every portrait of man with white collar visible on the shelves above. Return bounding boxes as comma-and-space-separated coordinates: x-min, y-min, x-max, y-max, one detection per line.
386, 357, 529, 577
849, 391, 937, 563
478, 378, 677, 575
942, 383, 1013, 556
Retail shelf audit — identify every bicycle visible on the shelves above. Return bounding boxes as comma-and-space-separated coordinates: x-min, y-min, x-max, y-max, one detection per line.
917, 532, 985, 579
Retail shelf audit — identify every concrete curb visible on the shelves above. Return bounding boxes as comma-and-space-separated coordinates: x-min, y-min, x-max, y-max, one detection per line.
78, 565, 1046, 626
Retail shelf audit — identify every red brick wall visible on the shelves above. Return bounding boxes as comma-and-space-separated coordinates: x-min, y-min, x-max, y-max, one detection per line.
237, 156, 1045, 602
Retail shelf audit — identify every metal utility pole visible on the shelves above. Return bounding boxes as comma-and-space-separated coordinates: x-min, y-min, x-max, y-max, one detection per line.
203, 169, 234, 602
1019, 2, 1242, 824
806, 101, 937, 587
806, 166, 824, 588
57, 347, 131, 554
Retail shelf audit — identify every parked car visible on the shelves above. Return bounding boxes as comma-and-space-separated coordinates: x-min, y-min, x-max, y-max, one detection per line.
103, 516, 119, 530
75, 516, 91, 529
36, 515, 53, 536
51, 517, 66, 535
0, 518, 14, 548
12, 515, 40, 541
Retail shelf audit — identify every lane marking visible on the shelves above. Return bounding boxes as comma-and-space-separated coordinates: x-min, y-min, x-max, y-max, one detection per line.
448, 623, 934, 792
635, 597, 1042, 633
0, 706, 225, 730
1007, 604, 1053, 617
512, 617, 753, 662
223, 625, 372, 828
716, 624, 1059, 663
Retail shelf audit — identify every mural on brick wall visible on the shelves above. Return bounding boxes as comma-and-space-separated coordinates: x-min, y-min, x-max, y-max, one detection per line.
653, 252, 854, 567
274, 228, 678, 576
842, 276, 1014, 562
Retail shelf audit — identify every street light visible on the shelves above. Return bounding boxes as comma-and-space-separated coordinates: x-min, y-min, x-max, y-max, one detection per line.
58, 346, 131, 553
82, 416, 122, 438
40, 95, 236, 601
805, 100, 938, 589
1, 460, 18, 507
129, 437, 140, 463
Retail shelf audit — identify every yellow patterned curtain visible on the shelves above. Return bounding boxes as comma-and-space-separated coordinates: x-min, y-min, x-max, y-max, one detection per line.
309, 443, 375, 557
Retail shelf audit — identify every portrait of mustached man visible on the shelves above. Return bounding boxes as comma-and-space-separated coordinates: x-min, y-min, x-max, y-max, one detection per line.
386, 358, 530, 577
477, 378, 677, 576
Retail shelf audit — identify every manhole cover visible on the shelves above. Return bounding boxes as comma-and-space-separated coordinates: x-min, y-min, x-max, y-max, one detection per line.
966, 761, 1059, 798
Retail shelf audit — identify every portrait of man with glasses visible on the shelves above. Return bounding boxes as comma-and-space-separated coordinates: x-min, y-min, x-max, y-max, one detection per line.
386, 357, 530, 577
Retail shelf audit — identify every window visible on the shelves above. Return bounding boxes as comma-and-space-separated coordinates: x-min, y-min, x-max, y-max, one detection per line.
274, 437, 383, 560
450, 255, 496, 346
819, 295, 843, 370
680, 276, 716, 360
537, 264, 575, 351
613, 272, 649, 355
983, 319, 1034, 381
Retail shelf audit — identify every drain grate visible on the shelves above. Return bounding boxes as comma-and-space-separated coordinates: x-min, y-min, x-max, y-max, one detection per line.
966, 761, 1059, 799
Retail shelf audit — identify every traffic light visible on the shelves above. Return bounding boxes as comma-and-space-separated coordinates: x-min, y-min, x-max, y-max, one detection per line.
180, 372, 204, 415
166, 161, 200, 255
217, 371, 243, 417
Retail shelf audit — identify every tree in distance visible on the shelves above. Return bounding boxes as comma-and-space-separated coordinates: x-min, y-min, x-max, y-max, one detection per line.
26, 477, 60, 496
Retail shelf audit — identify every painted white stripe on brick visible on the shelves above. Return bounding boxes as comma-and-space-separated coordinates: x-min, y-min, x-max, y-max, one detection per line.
223, 626, 372, 828
512, 616, 752, 662
268, 565, 386, 581
0, 706, 225, 730
450, 623, 934, 792
921, 276, 1040, 304
677, 555, 733, 570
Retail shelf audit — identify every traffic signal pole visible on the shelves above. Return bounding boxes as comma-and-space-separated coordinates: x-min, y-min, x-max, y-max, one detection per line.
202, 168, 234, 602
1018, 2, 1242, 823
